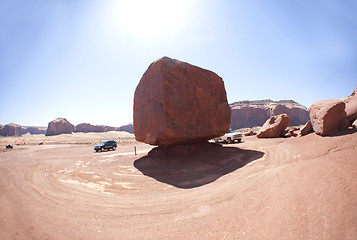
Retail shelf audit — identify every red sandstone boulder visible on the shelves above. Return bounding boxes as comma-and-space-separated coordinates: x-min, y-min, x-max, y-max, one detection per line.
310, 100, 349, 136
45, 118, 75, 136
257, 114, 290, 138
133, 57, 231, 146
342, 85, 357, 123
1, 123, 22, 137
298, 120, 313, 136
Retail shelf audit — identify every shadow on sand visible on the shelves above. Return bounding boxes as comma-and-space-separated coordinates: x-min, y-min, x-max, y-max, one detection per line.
134, 143, 264, 189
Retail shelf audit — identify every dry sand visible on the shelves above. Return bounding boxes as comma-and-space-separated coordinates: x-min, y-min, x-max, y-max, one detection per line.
0, 131, 356, 239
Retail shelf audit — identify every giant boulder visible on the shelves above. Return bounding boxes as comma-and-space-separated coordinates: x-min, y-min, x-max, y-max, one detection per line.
133, 57, 231, 146
1, 123, 22, 137
310, 100, 349, 136
257, 114, 290, 138
45, 118, 75, 136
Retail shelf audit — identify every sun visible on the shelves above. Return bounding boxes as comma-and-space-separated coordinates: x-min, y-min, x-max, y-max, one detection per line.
117, 0, 188, 40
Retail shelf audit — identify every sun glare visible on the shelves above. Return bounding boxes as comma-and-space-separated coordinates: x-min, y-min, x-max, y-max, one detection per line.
117, 0, 188, 39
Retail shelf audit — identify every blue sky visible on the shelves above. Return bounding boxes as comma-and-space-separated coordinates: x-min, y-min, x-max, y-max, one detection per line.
1, 0, 356, 127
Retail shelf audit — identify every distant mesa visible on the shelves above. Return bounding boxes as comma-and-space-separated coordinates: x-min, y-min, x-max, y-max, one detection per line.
133, 56, 231, 146
22, 126, 46, 135
0, 123, 22, 137
230, 99, 309, 130
75, 123, 116, 133
118, 124, 134, 134
45, 118, 75, 136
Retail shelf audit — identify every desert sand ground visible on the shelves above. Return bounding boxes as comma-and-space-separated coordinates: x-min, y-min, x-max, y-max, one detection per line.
0, 130, 356, 239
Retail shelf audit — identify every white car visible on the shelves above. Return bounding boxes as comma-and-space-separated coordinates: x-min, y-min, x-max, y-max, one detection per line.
215, 129, 242, 144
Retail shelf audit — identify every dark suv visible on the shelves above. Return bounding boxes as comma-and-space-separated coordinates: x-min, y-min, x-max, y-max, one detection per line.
94, 140, 117, 152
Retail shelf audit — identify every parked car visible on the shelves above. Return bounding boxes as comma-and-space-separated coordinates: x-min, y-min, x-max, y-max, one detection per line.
215, 129, 242, 144
94, 140, 117, 152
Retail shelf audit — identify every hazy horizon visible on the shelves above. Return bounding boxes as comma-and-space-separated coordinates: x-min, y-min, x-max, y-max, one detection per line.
1, 0, 356, 127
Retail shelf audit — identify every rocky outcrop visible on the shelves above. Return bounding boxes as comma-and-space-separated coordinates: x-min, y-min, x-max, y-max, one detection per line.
22, 127, 47, 135
342, 85, 357, 124
310, 100, 349, 136
134, 57, 231, 146
257, 114, 290, 138
1, 123, 22, 137
75, 123, 116, 133
45, 118, 75, 136
118, 124, 134, 134
230, 100, 309, 129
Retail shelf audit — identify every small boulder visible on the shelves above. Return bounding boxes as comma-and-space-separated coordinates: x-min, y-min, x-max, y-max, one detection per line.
310, 100, 349, 136
133, 57, 231, 146
45, 118, 75, 136
257, 114, 290, 138
298, 120, 313, 136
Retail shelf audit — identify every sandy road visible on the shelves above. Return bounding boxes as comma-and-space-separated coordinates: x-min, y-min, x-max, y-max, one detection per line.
0, 133, 356, 239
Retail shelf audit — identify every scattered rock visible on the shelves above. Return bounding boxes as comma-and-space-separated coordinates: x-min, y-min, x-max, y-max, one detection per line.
298, 120, 313, 136
342, 85, 357, 124
133, 57, 231, 146
1, 123, 22, 137
45, 118, 75, 136
257, 114, 290, 138
310, 100, 349, 136
230, 100, 309, 129
244, 130, 255, 136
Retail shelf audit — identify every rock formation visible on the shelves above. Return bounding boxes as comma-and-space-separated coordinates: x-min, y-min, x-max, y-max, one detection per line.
75, 123, 116, 133
118, 124, 134, 134
45, 118, 75, 136
1, 123, 22, 137
256, 114, 290, 138
342, 85, 357, 124
298, 120, 313, 136
22, 127, 47, 135
309, 100, 349, 136
133, 57, 231, 146
230, 100, 309, 129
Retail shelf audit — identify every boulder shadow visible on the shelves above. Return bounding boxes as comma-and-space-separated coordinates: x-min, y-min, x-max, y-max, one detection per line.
134, 143, 264, 189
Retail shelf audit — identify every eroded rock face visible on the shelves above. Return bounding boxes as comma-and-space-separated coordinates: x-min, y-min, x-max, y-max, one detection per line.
118, 124, 134, 134
1, 123, 22, 137
134, 57, 231, 146
45, 118, 75, 136
256, 114, 290, 138
230, 100, 309, 129
75, 123, 116, 133
342, 85, 357, 123
22, 127, 46, 135
310, 100, 349, 136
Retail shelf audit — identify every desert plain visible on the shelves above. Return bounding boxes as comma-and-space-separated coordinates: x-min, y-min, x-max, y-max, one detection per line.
0, 130, 356, 239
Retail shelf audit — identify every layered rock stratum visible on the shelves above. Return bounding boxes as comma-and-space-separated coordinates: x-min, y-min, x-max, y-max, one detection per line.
230, 99, 309, 129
